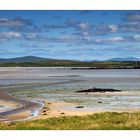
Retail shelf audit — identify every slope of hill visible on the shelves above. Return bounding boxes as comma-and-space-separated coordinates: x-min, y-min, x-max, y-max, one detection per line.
0, 56, 140, 68
106, 57, 140, 62
0, 56, 50, 63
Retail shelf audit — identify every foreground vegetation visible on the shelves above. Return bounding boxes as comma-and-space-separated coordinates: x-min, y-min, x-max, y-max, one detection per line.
0, 60, 140, 68
1, 112, 140, 130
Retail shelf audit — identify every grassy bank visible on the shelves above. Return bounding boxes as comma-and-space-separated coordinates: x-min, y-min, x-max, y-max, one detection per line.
1, 112, 140, 130
0, 61, 140, 68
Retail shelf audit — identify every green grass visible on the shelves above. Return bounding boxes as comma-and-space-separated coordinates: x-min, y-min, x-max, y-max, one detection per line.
0, 61, 140, 68
1, 112, 140, 130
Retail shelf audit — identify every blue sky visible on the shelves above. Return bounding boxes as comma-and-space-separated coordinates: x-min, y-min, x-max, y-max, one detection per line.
0, 10, 140, 61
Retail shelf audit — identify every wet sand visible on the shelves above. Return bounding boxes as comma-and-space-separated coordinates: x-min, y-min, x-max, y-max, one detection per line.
35, 101, 95, 120
35, 91, 140, 120
0, 67, 140, 121
35, 96, 140, 120
1, 89, 140, 121
0, 90, 42, 121
0, 79, 84, 121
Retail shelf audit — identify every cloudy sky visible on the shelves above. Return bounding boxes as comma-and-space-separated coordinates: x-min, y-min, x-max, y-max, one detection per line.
0, 10, 140, 61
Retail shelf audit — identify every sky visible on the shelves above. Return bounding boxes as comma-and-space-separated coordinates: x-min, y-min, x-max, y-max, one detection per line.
0, 10, 140, 61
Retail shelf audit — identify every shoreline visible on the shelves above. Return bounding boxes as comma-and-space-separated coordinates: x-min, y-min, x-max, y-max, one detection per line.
1, 90, 140, 122
0, 90, 43, 122
35, 92, 140, 121
35, 100, 98, 120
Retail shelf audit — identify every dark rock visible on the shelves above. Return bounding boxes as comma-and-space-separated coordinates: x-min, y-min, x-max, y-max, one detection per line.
42, 113, 47, 115
75, 106, 84, 108
60, 112, 65, 114
27, 95, 32, 98
42, 110, 46, 113
71, 68, 97, 70
115, 121, 121, 124
76, 88, 121, 93
98, 101, 102, 103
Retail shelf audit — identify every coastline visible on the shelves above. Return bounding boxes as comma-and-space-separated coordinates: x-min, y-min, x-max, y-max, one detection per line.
1, 90, 140, 121
35, 91, 140, 120
1, 86, 140, 122
0, 90, 43, 122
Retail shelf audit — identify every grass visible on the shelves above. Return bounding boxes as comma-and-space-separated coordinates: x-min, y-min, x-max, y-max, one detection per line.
1, 112, 140, 130
0, 61, 140, 68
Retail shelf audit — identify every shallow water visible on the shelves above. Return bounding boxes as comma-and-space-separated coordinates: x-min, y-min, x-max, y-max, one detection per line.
0, 68, 140, 90
41, 93, 140, 111
1, 67, 140, 112
0, 105, 13, 113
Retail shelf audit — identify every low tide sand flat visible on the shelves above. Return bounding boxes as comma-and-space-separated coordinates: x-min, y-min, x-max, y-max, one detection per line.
0, 67, 140, 124
0, 90, 42, 121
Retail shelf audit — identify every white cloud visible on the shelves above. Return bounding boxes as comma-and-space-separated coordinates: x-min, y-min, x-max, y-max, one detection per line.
26, 33, 37, 39
0, 31, 21, 43
0, 17, 32, 27
66, 18, 93, 31
95, 36, 124, 43
107, 37, 124, 42
108, 25, 118, 32
77, 22, 92, 31
8, 32, 21, 38
96, 24, 118, 34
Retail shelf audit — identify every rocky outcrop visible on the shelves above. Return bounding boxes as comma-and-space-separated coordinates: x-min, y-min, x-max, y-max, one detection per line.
76, 88, 121, 93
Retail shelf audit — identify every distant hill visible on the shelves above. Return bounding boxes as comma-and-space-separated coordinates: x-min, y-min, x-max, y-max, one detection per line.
0, 56, 51, 63
0, 57, 140, 68
106, 57, 140, 62
0, 56, 140, 63
0, 56, 140, 68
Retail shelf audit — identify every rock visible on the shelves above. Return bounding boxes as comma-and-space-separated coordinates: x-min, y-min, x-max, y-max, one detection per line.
98, 101, 102, 103
115, 121, 121, 124
75, 106, 84, 108
42, 108, 50, 113
27, 95, 32, 98
76, 88, 121, 93
42, 110, 46, 113
71, 68, 96, 70
42, 113, 47, 115
60, 112, 65, 114
43, 107, 48, 109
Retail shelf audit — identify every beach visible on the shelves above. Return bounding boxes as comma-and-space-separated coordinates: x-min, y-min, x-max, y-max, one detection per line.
0, 67, 140, 121
0, 90, 42, 121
